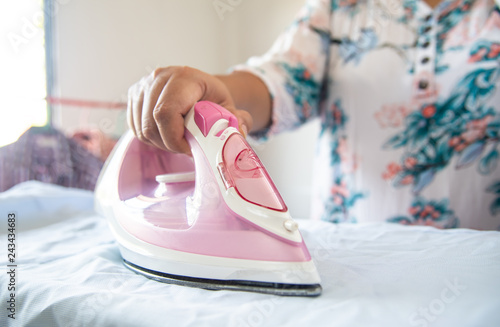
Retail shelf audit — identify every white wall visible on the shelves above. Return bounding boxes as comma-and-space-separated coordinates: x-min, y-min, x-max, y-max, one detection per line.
53, 0, 233, 137
53, 0, 319, 218
228, 0, 320, 219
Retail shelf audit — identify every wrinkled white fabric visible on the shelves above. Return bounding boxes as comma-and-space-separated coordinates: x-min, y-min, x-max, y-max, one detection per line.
0, 182, 499, 327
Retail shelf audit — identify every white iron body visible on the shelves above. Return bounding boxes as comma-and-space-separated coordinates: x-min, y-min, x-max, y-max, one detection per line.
95, 101, 322, 296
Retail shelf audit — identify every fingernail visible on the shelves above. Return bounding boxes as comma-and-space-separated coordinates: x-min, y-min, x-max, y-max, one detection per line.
240, 124, 248, 138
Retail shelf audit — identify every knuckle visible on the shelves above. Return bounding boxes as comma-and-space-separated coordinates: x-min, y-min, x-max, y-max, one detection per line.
135, 131, 147, 143
152, 106, 166, 121
152, 67, 165, 79
127, 85, 136, 97
141, 124, 157, 140
175, 65, 194, 78
128, 83, 144, 99
152, 66, 178, 79
165, 138, 181, 153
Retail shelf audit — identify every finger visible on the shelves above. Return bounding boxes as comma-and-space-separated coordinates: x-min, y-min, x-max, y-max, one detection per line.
126, 91, 135, 133
141, 76, 170, 151
132, 86, 145, 141
153, 75, 205, 154
197, 74, 252, 135
233, 109, 253, 138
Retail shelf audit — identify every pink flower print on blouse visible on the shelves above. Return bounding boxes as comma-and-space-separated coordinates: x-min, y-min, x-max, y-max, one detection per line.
374, 104, 412, 129
388, 197, 459, 229
469, 40, 500, 63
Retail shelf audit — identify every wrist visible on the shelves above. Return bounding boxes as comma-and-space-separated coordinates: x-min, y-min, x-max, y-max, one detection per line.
215, 71, 272, 132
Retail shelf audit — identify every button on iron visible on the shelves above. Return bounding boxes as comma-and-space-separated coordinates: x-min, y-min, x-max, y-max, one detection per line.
284, 219, 298, 232
421, 57, 430, 64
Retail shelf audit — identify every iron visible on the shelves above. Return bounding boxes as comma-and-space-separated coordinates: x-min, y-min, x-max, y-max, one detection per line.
95, 101, 322, 296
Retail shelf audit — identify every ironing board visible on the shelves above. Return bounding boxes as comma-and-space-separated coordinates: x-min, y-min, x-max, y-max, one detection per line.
1, 181, 499, 327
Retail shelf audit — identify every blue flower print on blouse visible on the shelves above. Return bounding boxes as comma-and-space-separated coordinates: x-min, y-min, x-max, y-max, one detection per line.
279, 62, 322, 125
486, 181, 500, 218
338, 28, 378, 65
399, 0, 417, 23
387, 197, 459, 228
436, 0, 476, 73
469, 40, 500, 63
331, 0, 366, 13
322, 176, 364, 223
382, 66, 500, 194
320, 100, 365, 223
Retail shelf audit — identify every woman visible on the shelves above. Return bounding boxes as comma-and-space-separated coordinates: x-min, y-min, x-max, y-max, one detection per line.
127, 0, 500, 230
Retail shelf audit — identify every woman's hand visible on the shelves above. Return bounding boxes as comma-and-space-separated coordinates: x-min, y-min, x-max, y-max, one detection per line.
127, 66, 253, 154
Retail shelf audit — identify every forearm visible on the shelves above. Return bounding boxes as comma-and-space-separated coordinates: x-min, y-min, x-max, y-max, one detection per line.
216, 71, 272, 132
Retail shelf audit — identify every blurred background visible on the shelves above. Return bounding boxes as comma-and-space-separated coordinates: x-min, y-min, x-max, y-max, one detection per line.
1, 0, 319, 218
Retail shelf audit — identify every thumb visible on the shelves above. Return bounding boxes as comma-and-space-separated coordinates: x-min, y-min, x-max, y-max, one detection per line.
233, 108, 253, 138
209, 100, 253, 138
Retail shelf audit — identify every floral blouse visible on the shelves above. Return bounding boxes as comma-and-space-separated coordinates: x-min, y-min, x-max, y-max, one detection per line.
235, 0, 500, 230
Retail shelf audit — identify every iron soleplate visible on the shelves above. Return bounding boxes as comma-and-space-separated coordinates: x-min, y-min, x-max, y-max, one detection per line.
124, 260, 322, 297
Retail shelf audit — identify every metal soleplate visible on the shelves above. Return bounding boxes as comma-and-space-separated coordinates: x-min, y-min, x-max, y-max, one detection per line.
124, 260, 322, 297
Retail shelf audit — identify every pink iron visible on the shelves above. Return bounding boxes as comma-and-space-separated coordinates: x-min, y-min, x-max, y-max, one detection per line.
95, 101, 322, 296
